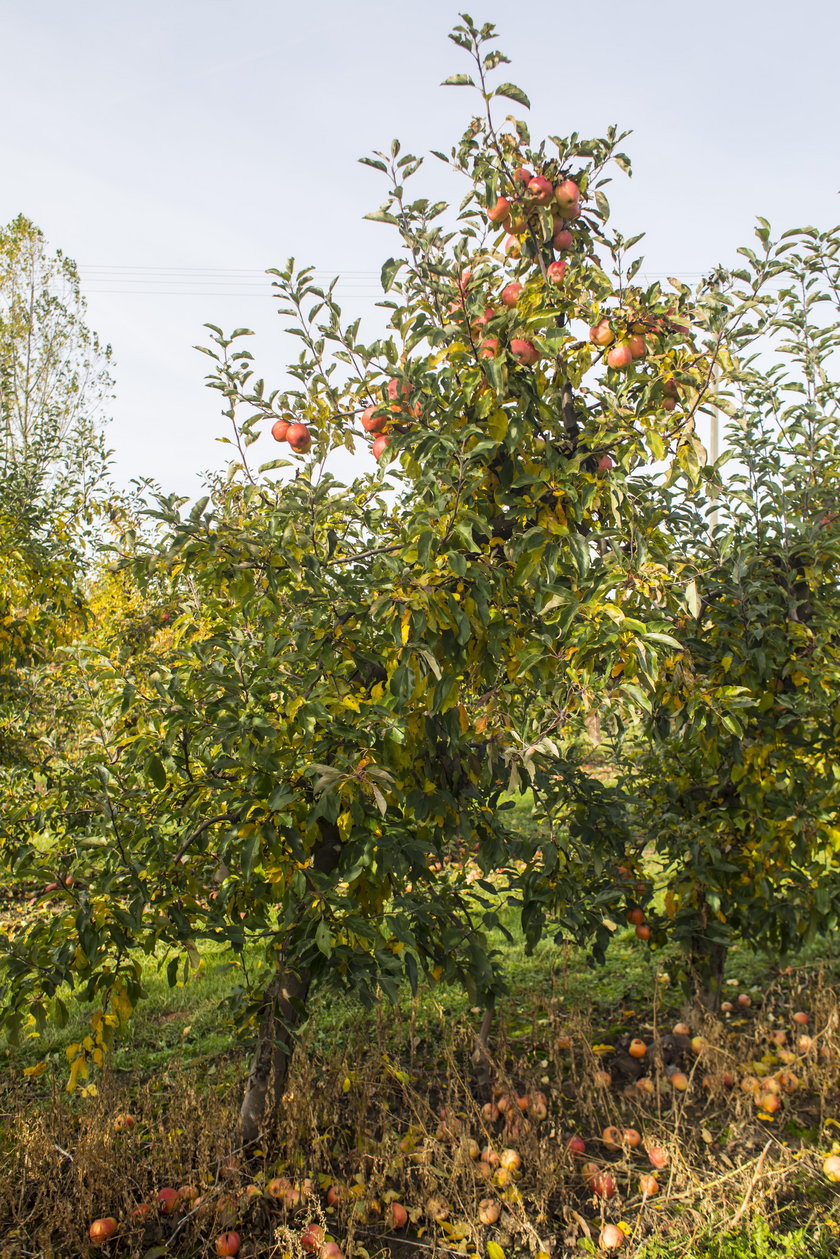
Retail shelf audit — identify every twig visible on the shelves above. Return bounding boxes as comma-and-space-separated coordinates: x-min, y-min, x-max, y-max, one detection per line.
172, 813, 241, 865
726, 1139, 772, 1230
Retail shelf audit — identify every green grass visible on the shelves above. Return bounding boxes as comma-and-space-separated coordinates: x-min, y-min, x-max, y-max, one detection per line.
638, 1220, 839, 1259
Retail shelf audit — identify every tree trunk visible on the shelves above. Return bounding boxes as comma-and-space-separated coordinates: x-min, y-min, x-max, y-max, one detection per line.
237, 820, 341, 1146
686, 937, 728, 1015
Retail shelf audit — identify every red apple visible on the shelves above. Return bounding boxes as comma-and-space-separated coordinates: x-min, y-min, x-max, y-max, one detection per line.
488, 196, 512, 225
623, 1128, 642, 1148
793, 1011, 809, 1026
669, 1070, 689, 1091
627, 907, 645, 926
504, 235, 521, 258
372, 434, 391, 461
156, 1187, 180, 1215
648, 1146, 669, 1169
89, 1218, 118, 1244
527, 174, 553, 205
387, 1202, 408, 1229
479, 336, 500, 359
501, 282, 523, 307
477, 1198, 500, 1225
737, 994, 752, 1008
567, 1135, 586, 1155
639, 1173, 659, 1197
593, 1069, 612, 1088
215, 1234, 241, 1258
510, 338, 540, 366
628, 334, 646, 359
113, 1112, 135, 1133
265, 1177, 290, 1200
512, 166, 533, 187
387, 378, 411, 402
823, 1155, 840, 1182
597, 454, 615, 472
361, 405, 387, 434
474, 306, 496, 329
553, 228, 573, 251
321, 1246, 345, 1259
602, 1125, 622, 1150
589, 319, 614, 347
554, 179, 580, 213
271, 418, 290, 442
599, 1223, 625, 1250
528, 1091, 548, 1120
607, 343, 634, 370
591, 1171, 617, 1200
301, 1225, 325, 1253
546, 260, 566, 284
286, 422, 311, 453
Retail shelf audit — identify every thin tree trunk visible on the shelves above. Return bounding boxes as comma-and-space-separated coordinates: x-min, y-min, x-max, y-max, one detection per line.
686, 936, 728, 1015
471, 1006, 495, 1095
237, 821, 341, 1146
238, 964, 312, 1146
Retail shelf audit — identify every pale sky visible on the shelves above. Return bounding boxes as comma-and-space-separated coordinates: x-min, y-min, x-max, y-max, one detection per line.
3, 0, 838, 497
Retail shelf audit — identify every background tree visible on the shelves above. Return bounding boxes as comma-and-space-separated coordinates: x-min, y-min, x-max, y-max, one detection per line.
0, 17, 722, 1143
0, 216, 114, 773
0, 213, 112, 537
629, 221, 840, 1009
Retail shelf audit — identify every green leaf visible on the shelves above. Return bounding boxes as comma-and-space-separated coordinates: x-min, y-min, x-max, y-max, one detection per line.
685, 578, 701, 618
381, 258, 404, 293
494, 83, 530, 109
364, 209, 400, 225
147, 756, 167, 789
315, 920, 333, 958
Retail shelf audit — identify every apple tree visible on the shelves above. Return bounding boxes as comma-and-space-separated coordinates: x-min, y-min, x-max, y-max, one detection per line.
629, 221, 840, 1008
0, 216, 115, 777
0, 17, 723, 1141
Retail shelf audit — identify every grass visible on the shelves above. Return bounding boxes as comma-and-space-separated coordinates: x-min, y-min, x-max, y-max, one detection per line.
3, 801, 840, 1255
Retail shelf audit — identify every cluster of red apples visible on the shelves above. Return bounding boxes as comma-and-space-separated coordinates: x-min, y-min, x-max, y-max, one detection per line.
357, 377, 422, 462
87, 1160, 347, 1259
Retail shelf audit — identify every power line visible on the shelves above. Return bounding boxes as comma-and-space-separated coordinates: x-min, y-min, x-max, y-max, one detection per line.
77, 263, 711, 299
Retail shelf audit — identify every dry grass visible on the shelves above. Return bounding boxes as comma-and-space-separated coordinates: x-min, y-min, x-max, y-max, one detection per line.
2, 967, 840, 1257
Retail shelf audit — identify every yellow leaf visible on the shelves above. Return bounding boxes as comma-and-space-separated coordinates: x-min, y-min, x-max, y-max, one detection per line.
487, 1242, 506, 1259
23, 1062, 48, 1078
66, 1054, 89, 1092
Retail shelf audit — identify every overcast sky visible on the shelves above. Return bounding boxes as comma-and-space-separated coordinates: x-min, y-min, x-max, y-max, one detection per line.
3, 0, 838, 498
